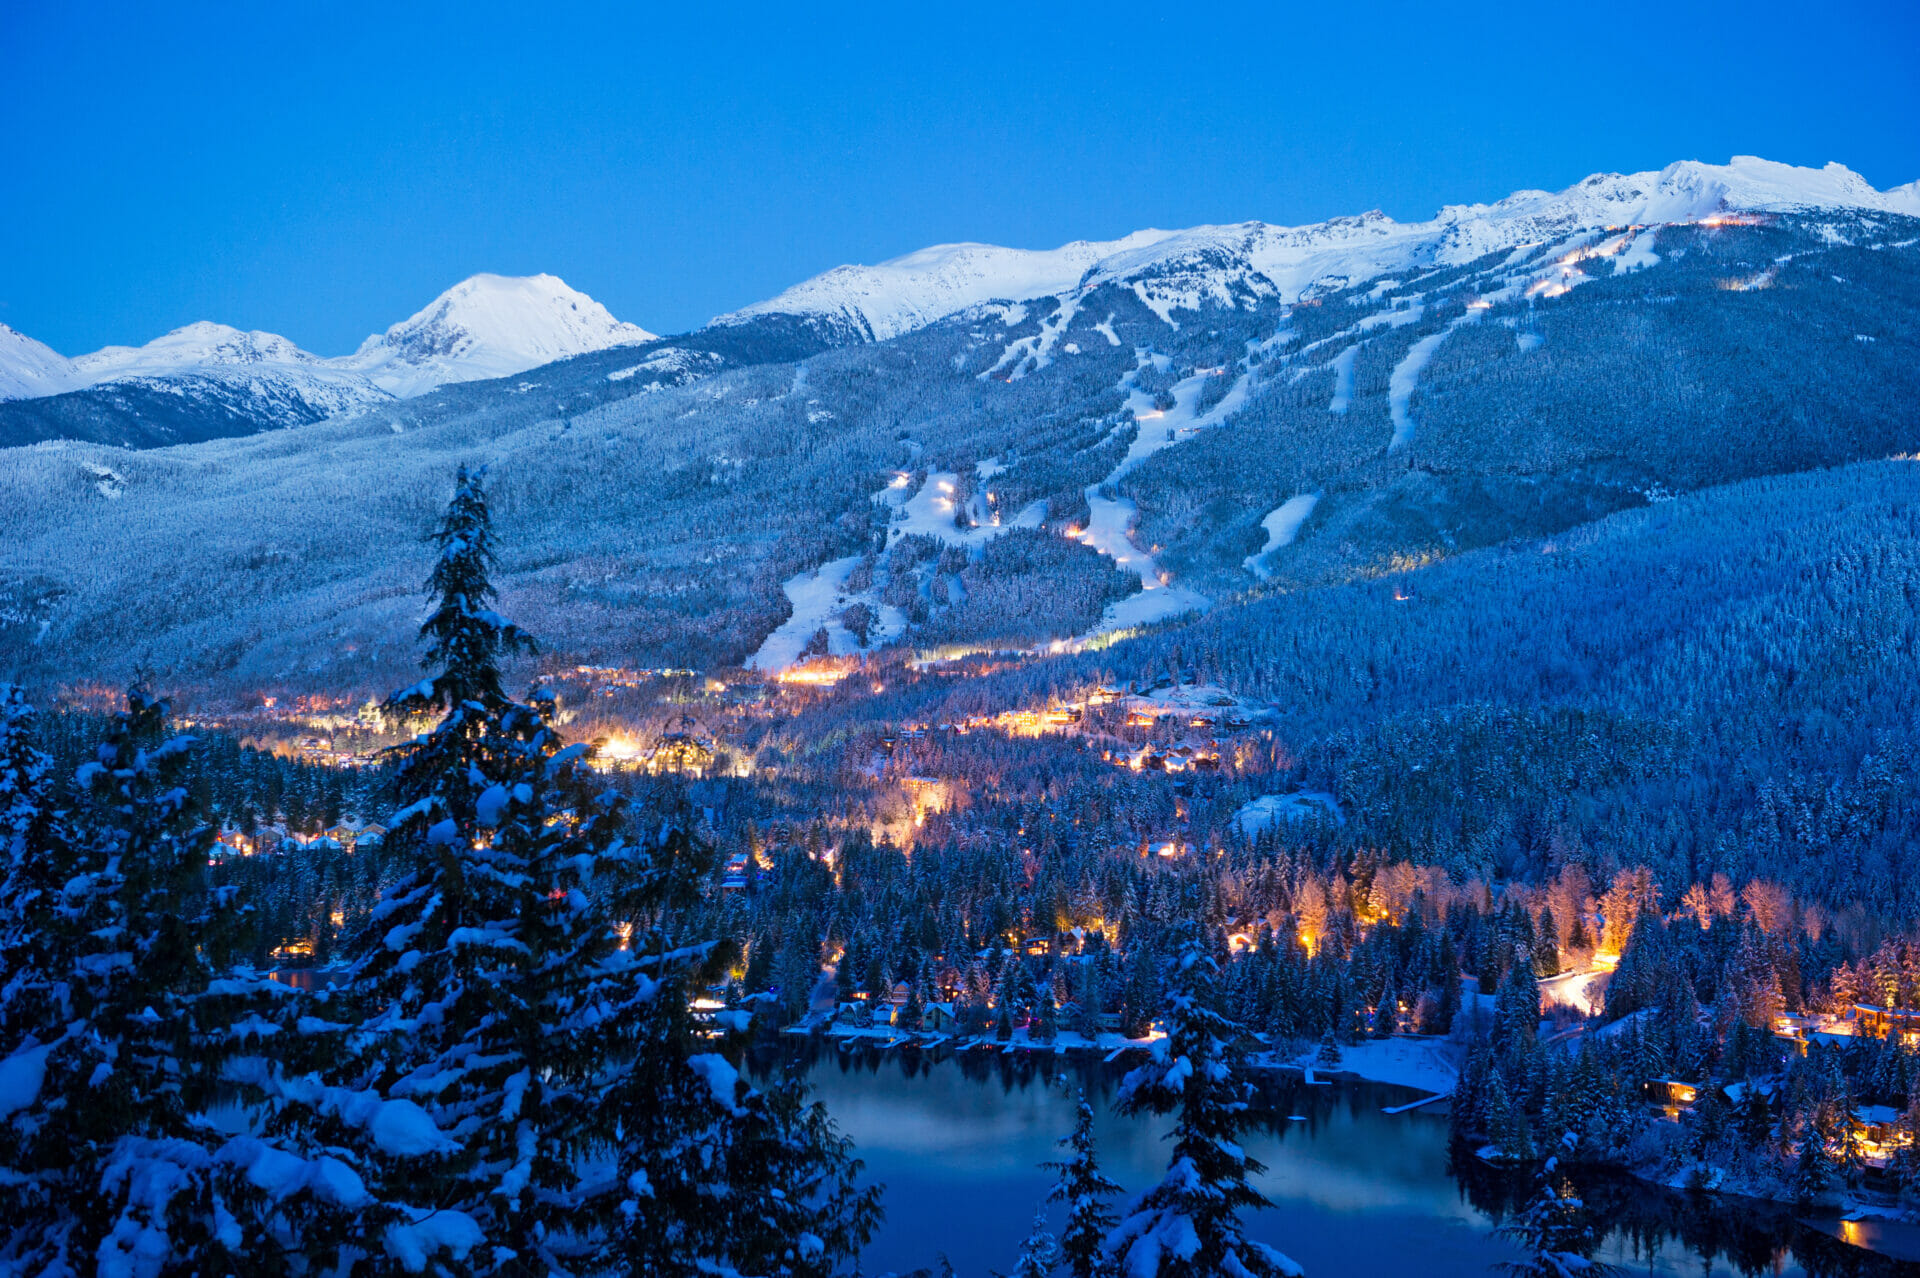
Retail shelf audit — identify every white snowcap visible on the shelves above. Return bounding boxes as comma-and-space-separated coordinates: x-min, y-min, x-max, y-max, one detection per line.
72, 320, 326, 381
339, 272, 657, 397
0, 272, 658, 406
712, 232, 1178, 343
711, 156, 1920, 342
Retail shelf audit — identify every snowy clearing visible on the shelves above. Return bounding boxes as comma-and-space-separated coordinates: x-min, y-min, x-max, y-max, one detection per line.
1236, 792, 1343, 836
887, 471, 1043, 548
1388, 330, 1452, 450
747, 556, 906, 671
1265, 1036, 1461, 1096
1243, 494, 1319, 579
1326, 346, 1357, 414
1617, 226, 1661, 271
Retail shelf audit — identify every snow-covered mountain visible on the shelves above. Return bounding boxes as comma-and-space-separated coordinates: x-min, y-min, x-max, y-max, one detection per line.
336, 273, 657, 397
0, 274, 654, 409
0, 325, 85, 401
72, 320, 330, 382
712, 157, 1920, 341
710, 233, 1181, 343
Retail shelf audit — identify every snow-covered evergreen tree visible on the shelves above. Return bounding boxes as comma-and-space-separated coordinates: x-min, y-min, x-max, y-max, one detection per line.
0, 687, 368, 1272
1105, 940, 1303, 1278
999, 1209, 1060, 1278
1046, 1091, 1121, 1278
1791, 1127, 1836, 1209
330, 466, 877, 1274
1496, 1162, 1611, 1278
0, 685, 69, 1043
603, 794, 878, 1278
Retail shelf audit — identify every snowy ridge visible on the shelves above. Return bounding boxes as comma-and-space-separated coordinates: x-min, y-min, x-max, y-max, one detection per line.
707, 157, 1920, 342
711, 233, 1178, 342
73, 321, 329, 381
0, 274, 654, 406
0, 324, 84, 401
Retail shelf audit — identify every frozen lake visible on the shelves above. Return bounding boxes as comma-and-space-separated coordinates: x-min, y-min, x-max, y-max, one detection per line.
760, 1042, 1908, 1277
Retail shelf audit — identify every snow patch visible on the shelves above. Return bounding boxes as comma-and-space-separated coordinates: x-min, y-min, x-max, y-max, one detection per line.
1237, 791, 1343, 835
1326, 346, 1357, 414
0, 1043, 52, 1117
385, 1211, 485, 1272
1243, 494, 1319, 579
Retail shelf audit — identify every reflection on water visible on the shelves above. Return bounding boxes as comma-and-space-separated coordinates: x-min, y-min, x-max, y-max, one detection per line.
754, 1041, 1915, 1278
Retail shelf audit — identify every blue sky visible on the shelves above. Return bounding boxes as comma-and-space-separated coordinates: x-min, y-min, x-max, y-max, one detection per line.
4, 1, 1916, 355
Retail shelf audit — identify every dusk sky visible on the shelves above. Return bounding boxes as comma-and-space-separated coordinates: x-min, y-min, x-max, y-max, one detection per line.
5, 0, 1917, 355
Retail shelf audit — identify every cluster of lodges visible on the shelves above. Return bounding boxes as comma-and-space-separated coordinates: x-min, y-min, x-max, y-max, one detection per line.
1640, 1003, 1920, 1188
1773, 1004, 1920, 1052
831, 978, 1124, 1039
538, 664, 703, 697
1645, 1072, 1915, 1187
888, 681, 1258, 770
591, 715, 720, 777
211, 819, 385, 860
279, 734, 379, 770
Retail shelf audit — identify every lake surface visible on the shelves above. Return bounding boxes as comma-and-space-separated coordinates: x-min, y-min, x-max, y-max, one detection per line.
759, 1041, 1913, 1278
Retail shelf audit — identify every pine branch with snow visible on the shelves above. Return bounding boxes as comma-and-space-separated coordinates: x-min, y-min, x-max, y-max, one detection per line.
319, 467, 879, 1275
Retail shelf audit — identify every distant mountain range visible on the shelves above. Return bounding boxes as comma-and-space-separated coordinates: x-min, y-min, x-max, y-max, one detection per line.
2, 155, 1916, 692
0, 274, 655, 447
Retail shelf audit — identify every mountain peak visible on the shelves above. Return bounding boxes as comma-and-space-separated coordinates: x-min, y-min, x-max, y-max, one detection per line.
343, 272, 656, 396
71, 321, 324, 381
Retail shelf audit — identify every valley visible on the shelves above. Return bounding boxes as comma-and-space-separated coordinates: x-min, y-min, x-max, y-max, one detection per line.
6, 153, 1920, 1275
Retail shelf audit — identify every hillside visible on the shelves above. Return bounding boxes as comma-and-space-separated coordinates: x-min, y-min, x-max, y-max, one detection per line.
1, 159, 1916, 694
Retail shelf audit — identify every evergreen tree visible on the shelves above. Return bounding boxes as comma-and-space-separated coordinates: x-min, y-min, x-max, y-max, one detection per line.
328, 468, 879, 1274
1532, 909, 1562, 979
1792, 1130, 1835, 1209
0, 685, 70, 1042
0, 688, 365, 1272
1486, 1069, 1536, 1162
1000, 1209, 1060, 1278
1034, 985, 1058, 1042
901, 980, 926, 1032
1493, 954, 1542, 1066
1046, 1091, 1122, 1278
702, 1066, 883, 1278
1105, 940, 1304, 1278
1496, 1164, 1612, 1278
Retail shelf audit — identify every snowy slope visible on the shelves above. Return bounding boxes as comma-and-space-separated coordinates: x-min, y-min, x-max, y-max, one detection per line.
0, 325, 83, 402
336, 273, 656, 397
710, 233, 1179, 341
711, 157, 1920, 341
